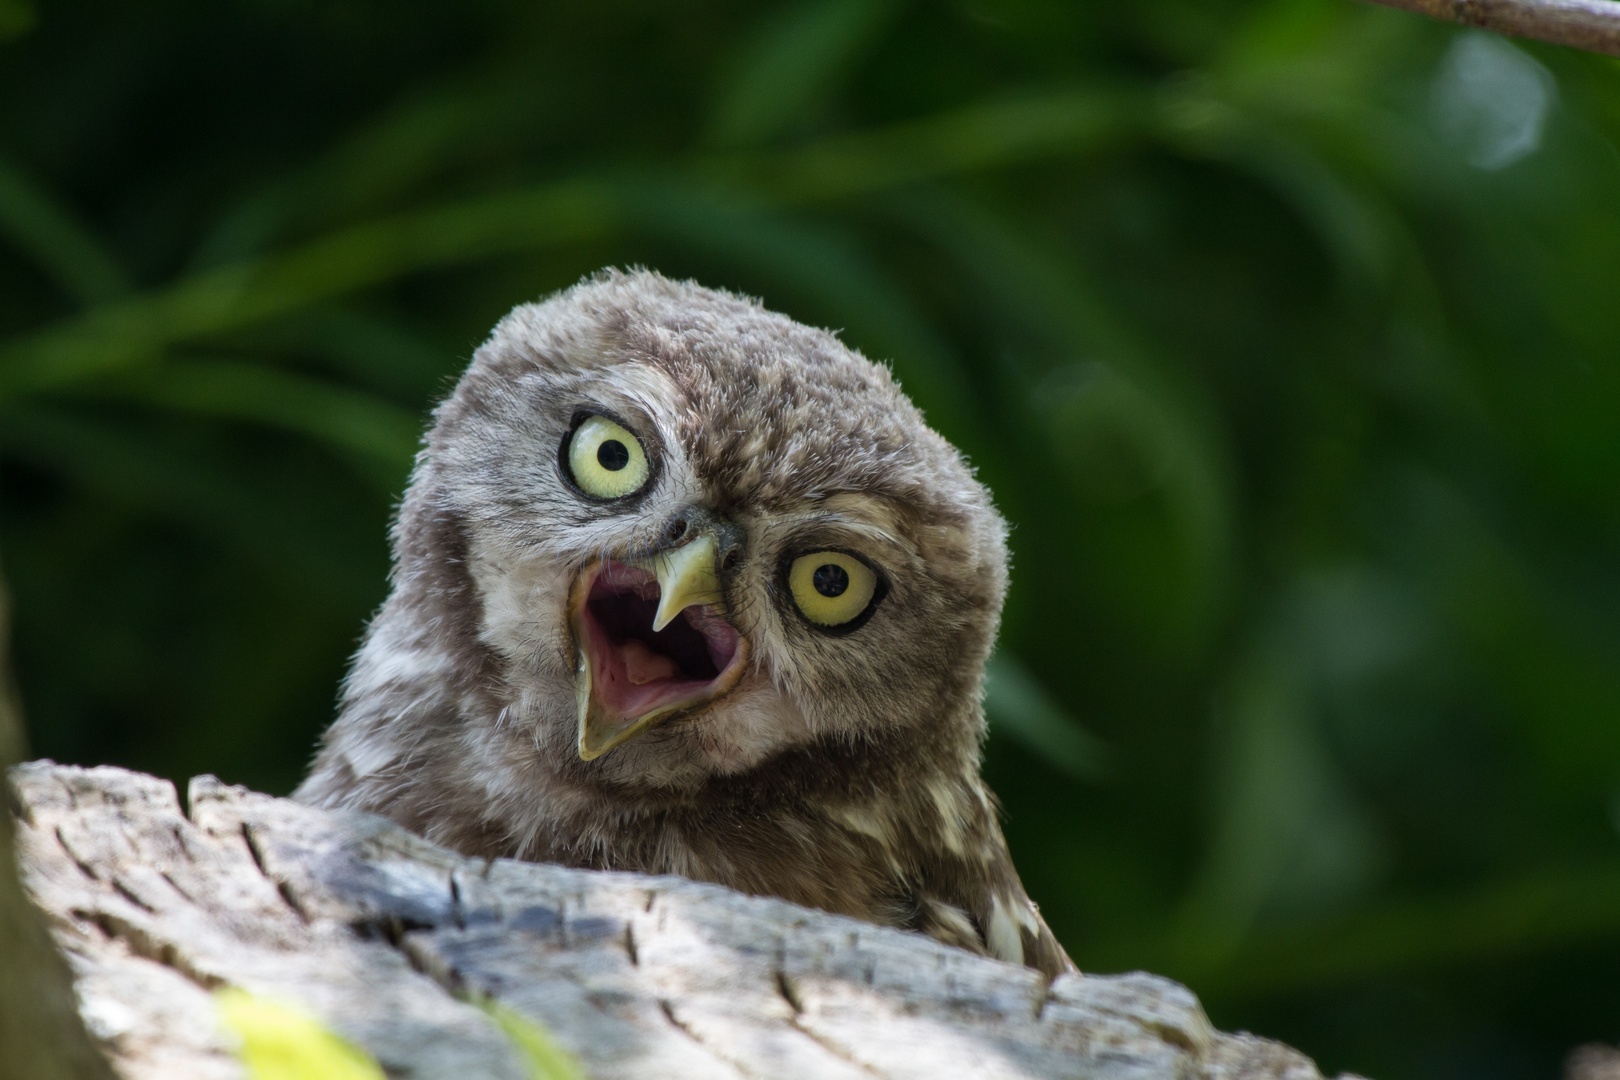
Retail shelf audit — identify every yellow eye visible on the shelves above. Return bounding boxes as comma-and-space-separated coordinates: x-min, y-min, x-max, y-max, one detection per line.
566, 415, 650, 499
788, 551, 879, 628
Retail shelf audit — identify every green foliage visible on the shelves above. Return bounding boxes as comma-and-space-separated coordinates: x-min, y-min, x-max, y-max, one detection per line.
216, 989, 385, 1080
3, 2, 1620, 1076
214, 988, 586, 1080
475, 997, 589, 1080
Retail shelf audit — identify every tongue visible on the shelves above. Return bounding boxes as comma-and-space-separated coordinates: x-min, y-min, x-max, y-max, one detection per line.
621, 638, 681, 686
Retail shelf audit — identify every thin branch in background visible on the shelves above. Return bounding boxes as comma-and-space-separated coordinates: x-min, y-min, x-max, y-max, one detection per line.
1356, 0, 1620, 57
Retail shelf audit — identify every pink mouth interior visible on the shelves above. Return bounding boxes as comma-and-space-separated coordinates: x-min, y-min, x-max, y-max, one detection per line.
582, 561, 742, 720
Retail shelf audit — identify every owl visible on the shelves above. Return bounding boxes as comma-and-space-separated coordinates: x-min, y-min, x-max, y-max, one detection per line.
296, 269, 1074, 978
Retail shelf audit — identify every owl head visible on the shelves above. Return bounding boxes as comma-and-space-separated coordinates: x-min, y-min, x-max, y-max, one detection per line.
351, 269, 1008, 794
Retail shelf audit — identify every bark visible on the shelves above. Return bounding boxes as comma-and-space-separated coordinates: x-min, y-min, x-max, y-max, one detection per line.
10, 761, 1354, 1080
1355, 0, 1620, 57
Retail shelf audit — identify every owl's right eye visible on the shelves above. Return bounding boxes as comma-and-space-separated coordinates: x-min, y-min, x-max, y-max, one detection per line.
565, 415, 651, 499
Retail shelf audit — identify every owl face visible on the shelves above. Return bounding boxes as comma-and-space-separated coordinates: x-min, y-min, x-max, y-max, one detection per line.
420, 271, 1007, 789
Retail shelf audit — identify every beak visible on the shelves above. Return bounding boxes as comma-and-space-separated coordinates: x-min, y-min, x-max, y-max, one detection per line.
645, 534, 723, 632
570, 530, 747, 761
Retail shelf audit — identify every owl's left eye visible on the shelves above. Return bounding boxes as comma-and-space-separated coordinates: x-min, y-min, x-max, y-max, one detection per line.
788, 550, 881, 630
565, 414, 651, 499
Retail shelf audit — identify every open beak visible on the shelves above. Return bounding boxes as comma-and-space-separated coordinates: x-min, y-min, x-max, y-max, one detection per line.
568, 532, 749, 761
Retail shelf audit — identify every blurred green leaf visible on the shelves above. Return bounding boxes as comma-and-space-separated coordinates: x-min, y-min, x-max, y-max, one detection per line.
985, 653, 1111, 780
474, 997, 587, 1080
233, 307, 455, 401
1172, 632, 1384, 964
0, 405, 382, 605
727, 86, 1144, 201
0, 156, 128, 305
92, 359, 421, 495
707, 0, 905, 147
0, 90, 1141, 399
896, 193, 1236, 643
216, 988, 386, 1080
0, 181, 614, 396
1168, 863, 1620, 999
192, 75, 559, 268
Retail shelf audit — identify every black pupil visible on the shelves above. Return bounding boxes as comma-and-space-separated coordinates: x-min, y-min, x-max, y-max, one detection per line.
596, 439, 630, 471
812, 564, 849, 598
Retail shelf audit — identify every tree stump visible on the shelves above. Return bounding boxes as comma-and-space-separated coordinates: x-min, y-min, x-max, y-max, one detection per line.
10, 761, 1348, 1080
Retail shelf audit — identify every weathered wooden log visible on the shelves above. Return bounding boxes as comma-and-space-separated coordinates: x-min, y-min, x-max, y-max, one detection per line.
10, 761, 1348, 1080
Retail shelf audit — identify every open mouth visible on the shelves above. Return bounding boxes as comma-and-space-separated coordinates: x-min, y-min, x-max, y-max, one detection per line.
569, 560, 747, 759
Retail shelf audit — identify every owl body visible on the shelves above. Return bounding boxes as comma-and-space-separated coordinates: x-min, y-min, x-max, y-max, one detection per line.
296, 269, 1073, 978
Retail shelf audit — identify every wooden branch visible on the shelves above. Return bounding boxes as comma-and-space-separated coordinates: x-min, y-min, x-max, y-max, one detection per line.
10, 762, 1350, 1080
1356, 0, 1620, 57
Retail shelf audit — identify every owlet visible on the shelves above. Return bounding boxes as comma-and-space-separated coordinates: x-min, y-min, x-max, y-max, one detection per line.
297, 269, 1074, 978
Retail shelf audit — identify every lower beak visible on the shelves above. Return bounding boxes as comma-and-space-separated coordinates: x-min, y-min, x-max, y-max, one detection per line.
570, 532, 748, 761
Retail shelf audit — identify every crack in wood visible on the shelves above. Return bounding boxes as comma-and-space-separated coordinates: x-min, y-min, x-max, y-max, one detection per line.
109, 879, 156, 914
788, 1018, 888, 1079
158, 870, 196, 905
769, 973, 890, 1080
169, 822, 200, 864
773, 969, 803, 1014
397, 931, 469, 997
1031, 968, 1062, 1022
238, 822, 310, 924
54, 826, 101, 882
79, 908, 225, 991
1140, 1018, 1200, 1056
449, 870, 466, 931
657, 1000, 755, 1079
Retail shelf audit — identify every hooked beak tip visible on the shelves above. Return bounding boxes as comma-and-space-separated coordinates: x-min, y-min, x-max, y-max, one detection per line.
646, 532, 724, 630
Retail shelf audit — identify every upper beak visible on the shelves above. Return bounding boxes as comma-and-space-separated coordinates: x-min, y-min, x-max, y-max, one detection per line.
570, 529, 747, 761
645, 534, 723, 632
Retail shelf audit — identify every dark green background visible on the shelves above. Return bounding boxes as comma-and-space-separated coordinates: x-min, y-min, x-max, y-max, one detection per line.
4, 2, 1620, 1076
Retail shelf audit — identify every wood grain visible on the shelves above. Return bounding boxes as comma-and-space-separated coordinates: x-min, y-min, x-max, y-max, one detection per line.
11, 762, 1341, 1080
